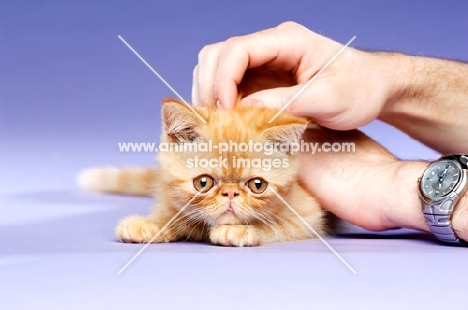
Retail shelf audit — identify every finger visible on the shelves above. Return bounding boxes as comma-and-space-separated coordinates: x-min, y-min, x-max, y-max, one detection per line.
191, 65, 201, 106
240, 82, 340, 125
215, 22, 315, 109
240, 84, 316, 112
197, 42, 224, 108
240, 87, 296, 110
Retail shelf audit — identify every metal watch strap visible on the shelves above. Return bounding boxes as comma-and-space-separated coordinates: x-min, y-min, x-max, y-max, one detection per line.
423, 201, 465, 245
423, 155, 468, 246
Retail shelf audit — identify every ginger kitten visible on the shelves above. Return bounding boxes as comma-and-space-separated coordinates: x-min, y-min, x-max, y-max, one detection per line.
78, 99, 327, 246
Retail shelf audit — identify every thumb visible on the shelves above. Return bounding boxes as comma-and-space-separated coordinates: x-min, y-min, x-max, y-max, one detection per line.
240, 86, 299, 110
240, 83, 369, 131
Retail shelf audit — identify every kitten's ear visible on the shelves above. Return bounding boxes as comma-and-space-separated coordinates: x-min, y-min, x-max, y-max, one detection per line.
261, 118, 308, 148
162, 99, 202, 143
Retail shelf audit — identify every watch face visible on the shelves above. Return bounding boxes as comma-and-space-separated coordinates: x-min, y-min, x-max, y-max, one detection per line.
421, 160, 461, 201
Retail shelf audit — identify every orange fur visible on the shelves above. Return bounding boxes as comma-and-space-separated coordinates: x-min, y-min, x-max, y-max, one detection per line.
79, 99, 327, 246
78, 167, 156, 196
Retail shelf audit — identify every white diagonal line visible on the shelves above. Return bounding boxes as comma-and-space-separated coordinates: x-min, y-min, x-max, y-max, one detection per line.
269, 186, 357, 275
268, 36, 356, 123
118, 35, 207, 124
117, 192, 201, 275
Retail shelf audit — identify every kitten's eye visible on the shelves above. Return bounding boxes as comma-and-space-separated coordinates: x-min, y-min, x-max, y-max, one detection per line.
247, 178, 268, 194
193, 175, 215, 193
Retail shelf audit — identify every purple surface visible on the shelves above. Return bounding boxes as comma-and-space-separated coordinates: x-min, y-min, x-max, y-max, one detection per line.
1, 1, 467, 309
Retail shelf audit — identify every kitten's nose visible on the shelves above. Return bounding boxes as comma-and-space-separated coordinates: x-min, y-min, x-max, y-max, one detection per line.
222, 189, 239, 199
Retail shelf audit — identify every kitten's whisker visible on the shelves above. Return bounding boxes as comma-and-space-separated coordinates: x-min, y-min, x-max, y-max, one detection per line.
172, 209, 198, 222
170, 213, 199, 235
255, 208, 295, 242
172, 211, 205, 237
252, 211, 281, 242
200, 223, 207, 240
185, 219, 206, 241
261, 209, 289, 226
262, 209, 304, 240
249, 208, 276, 225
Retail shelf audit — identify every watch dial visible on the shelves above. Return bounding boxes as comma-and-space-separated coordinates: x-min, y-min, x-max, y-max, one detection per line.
421, 160, 461, 200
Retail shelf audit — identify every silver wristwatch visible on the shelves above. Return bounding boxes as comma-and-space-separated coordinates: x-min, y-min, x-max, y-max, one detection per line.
419, 154, 468, 245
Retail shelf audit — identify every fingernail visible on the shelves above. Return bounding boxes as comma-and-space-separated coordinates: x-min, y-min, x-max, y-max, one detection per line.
240, 98, 263, 107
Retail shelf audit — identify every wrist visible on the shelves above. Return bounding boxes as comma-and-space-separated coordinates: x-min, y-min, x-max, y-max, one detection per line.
383, 160, 430, 232
375, 52, 421, 118
452, 191, 468, 242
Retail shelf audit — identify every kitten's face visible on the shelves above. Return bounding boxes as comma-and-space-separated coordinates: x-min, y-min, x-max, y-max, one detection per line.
158, 99, 308, 226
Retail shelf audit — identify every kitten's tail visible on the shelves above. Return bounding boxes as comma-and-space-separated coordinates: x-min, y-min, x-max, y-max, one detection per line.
77, 167, 156, 197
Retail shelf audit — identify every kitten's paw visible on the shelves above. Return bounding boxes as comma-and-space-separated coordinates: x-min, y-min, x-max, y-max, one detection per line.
115, 216, 169, 243
209, 225, 262, 247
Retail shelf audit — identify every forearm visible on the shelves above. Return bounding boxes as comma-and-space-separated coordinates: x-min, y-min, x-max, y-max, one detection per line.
299, 128, 468, 239
377, 54, 468, 154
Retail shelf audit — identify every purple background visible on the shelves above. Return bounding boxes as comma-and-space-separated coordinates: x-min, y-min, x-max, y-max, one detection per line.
1, 1, 467, 309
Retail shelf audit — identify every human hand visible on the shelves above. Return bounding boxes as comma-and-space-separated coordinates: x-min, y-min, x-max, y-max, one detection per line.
298, 128, 429, 232
193, 21, 396, 130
